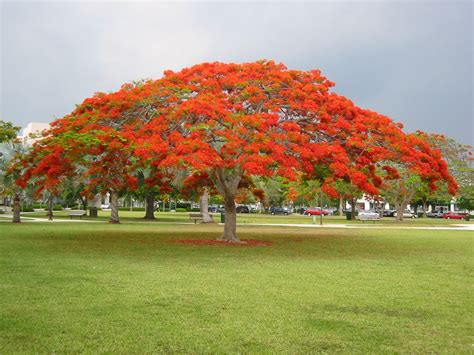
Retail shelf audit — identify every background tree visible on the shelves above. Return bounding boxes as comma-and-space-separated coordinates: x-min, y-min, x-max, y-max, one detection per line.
382, 172, 422, 221
17, 83, 155, 223
0, 120, 20, 143
0, 121, 23, 222
1, 142, 29, 223
333, 179, 364, 219
256, 176, 289, 208
425, 134, 473, 210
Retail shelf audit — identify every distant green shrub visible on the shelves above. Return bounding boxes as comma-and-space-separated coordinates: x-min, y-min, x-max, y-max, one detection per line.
53, 205, 63, 211
176, 202, 191, 210
176, 208, 187, 212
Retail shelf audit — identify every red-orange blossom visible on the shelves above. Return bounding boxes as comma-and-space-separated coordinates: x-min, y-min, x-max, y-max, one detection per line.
15, 60, 457, 239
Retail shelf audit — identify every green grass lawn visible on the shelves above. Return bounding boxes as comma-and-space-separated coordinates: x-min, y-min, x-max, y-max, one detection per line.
18, 210, 474, 227
0, 222, 472, 352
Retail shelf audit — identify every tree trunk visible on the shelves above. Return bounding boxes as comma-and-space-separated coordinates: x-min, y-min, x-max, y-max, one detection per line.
339, 196, 344, 216
220, 192, 238, 242
81, 196, 88, 212
422, 199, 427, 218
214, 168, 241, 242
109, 191, 120, 224
395, 202, 404, 222
350, 198, 356, 220
144, 192, 156, 220
89, 207, 98, 217
199, 187, 214, 223
47, 194, 53, 221
12, 192, 21, 223
87, 195, 98, 217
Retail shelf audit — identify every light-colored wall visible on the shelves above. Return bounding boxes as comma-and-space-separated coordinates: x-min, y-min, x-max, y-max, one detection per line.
18, 122, 51, 144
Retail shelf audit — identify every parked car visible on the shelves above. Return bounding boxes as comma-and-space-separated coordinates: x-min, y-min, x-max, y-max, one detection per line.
298, 207, 308, 215
442, 211, 467, 220
357, 210, 381, 220
394, 210, 417, 219
327, 207, 338, 215
426, 211, 444, 218
383, 209, 396, 217
321, 208, 335, 216
208, 205, 218, 213
101, 204, 110, 210
269, 206, 291, 215
236, 205, 250, 213
304, 207, 331, 216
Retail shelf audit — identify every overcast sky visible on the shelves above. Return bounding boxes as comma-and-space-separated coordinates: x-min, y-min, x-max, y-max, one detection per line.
1, 1, 472, 144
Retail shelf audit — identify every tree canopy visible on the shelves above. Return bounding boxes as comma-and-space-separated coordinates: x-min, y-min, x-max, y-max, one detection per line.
0, 120, 20, 143
13, 60, 457, 239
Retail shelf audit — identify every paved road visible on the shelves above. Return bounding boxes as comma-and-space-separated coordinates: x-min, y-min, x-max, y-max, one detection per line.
0, 214, 98, 223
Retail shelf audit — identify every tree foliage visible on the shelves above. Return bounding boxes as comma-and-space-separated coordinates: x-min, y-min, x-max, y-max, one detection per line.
14, 60, 457, 237
0, 120, 20, 143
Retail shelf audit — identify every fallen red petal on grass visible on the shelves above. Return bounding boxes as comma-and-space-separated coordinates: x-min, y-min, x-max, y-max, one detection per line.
171, 239, 273, 247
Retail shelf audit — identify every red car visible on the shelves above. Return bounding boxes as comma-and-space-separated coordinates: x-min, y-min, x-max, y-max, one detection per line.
304, 207, 331, 216
442, 212, 467, 220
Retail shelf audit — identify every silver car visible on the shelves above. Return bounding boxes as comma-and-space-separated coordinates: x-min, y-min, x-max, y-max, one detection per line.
395, 210, 417, 219
357, 210, 381, 220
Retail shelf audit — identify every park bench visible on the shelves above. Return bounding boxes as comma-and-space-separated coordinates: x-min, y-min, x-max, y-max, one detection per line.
357, 214, 381, 224
189, 212, 204, 224
68, 210, 86, 219
188, 212, 214, 224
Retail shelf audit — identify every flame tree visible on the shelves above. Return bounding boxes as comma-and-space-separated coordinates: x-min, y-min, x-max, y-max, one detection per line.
15, 60, 456, 237
135, 61, 456, 241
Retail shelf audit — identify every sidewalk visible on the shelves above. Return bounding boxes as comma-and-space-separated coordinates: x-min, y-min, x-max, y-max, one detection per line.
0, 214, 98, 223
232, 223, 474, 231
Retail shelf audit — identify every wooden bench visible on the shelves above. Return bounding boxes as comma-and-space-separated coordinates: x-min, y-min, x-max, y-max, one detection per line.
68, 210, 86, 219
189, 213, 204, 224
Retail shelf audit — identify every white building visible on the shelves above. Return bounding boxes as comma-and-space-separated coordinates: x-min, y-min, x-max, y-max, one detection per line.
18, 122, 51, 144
346, 195, 455, 212
345, 196, 390, 211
